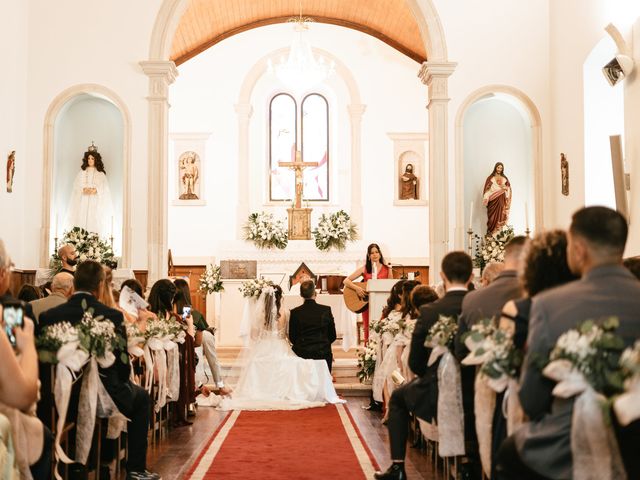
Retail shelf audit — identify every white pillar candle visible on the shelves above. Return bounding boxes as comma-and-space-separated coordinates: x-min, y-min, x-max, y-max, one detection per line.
525, 202, 529, 231
469, 201, 474, 229
111, 216, 114, 237
55, 214, 58, 237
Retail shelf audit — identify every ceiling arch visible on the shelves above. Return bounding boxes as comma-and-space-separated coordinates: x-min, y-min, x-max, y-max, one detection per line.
171, 0, 427, 65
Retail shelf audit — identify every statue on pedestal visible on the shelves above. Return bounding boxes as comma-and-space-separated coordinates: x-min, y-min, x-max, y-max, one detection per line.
64, 142, 114, 237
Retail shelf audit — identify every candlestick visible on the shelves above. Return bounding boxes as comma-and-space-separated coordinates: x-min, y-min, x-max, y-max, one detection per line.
524, 202, 529, 232
111, 216, 114, 238
469, 201, 474, 229
467, 228, 474, 256
55, 213, 59, 238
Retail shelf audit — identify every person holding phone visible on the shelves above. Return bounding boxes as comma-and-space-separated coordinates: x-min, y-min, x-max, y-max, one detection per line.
0, 239, 53, 478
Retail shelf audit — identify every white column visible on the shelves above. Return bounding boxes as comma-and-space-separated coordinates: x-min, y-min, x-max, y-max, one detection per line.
235, 103, 254, 237
347, 104, 366, 228
419, 61, 457, 283
140, 60, 178, 285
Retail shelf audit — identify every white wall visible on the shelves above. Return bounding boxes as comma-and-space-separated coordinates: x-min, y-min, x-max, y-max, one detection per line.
0, 2, 29, 266
548, 0, 640, 255
464, 97, 533, 240
168, 24, 429, 263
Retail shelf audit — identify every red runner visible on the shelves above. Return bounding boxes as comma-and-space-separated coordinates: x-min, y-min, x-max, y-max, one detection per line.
184, 405, 378, 479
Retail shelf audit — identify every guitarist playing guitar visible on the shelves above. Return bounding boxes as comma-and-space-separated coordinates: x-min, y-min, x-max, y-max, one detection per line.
343, 243, 391, 343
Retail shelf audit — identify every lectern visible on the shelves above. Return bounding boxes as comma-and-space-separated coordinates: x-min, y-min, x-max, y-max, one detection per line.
367, 279, 399, 322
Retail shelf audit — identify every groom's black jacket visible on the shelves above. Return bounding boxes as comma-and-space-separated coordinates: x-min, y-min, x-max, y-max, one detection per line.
289, 298, 336, 362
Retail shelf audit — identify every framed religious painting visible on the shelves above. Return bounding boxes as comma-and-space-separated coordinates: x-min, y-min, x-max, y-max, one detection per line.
388, 133, 428, 206
170, 132, 210, 206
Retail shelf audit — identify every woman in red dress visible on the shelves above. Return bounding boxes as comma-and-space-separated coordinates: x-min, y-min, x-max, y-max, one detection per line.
344, 243, 391, 343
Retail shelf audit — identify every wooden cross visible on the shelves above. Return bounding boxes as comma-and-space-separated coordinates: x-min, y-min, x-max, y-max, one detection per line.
278, 150, 318, 209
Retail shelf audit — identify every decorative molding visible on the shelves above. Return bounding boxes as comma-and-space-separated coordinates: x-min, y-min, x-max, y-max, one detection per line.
40, 84, 133, 268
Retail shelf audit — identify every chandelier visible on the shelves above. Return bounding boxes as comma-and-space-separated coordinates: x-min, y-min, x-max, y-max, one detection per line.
271, 8, 334, 92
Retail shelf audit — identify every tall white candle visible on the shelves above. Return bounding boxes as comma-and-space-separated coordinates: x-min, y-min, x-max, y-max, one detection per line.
469, 201, 474, 229
111, 216, 114, 237
55, 214, 58, 237
524, 202, 529, 231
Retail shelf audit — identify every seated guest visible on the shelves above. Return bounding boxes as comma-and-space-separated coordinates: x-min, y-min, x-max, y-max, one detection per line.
481, 261, 505, 287
490, 231, 577, 478
57, 244, 78, 275
39, 261, 160, 480
0, 239, 52, 479
497, 206, 640, 480
623, 255, 640, 280
375, 251, 473, 480
17, 284, 43, 303
29, 272, 74, 323
454, 237, 528, 477
173, 279, 230, 396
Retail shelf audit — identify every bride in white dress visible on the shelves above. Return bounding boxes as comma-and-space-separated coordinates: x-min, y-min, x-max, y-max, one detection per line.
219, 285, 343, 411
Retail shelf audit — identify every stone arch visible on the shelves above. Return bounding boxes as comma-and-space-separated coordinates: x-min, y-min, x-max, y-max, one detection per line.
454, 84, 543, 248
40, 84, 133, 267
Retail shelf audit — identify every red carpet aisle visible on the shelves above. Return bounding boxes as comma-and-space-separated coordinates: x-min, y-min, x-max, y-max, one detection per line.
184, 404, 379, 479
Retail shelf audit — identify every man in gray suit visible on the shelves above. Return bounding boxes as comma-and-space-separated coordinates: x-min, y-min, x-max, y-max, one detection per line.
497, 206, 640, 479
30, 272, 73, 323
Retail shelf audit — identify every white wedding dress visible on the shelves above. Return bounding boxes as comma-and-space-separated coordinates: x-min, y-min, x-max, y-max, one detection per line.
219, 289, 343, 411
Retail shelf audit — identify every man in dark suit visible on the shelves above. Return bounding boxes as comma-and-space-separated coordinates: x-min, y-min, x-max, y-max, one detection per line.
454, 236, 527, 477
375, 251, 473, 480
288, 280, 337, 372
497, 207, 640, 479
39, 260, 160, 480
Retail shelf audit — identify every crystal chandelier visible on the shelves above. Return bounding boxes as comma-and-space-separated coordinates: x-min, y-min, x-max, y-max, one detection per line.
271, 7, 334, 92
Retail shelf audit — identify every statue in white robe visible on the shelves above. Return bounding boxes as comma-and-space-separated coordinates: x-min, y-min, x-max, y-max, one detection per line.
64, 144, 114, 238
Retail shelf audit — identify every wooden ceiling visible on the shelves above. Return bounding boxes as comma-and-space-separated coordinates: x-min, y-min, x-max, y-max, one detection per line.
171, 0, 427, 65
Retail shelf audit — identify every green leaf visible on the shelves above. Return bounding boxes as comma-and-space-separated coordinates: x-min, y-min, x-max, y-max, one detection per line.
120, 352, 129, 365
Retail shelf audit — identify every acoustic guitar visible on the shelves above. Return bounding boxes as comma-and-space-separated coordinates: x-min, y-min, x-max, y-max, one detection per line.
343, 282, 369, 314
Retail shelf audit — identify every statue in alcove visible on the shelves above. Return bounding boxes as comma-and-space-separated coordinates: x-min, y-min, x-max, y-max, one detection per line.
560, 153, 569, 196
64, 142, 114, 237
482, 161, 511, 235
6, 150, 15, 193
399, 163, 419, 200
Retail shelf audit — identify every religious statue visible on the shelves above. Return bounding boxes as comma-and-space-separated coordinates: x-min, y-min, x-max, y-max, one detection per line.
399, 163, 418, 200
560, 152, 569, 196
178, 151, 200, 200
6, 150, 15, 193
482, 161, 512, 235
64, 142, 114, 237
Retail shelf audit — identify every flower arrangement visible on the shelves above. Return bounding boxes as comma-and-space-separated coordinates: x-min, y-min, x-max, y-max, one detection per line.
36, 321, 79, 364
244, 212, 288, 250
473, 225, 515, 271
50, 226, 117, 270
198, 264, 224, 295
312, 210, 358, 251
239, 278, 275, 298
145, 316, 186, 343
544, 317, 626, 396
371, 311, 407, 337
424, 315, 459, 350
357, 335, 379, 383
36, 302, 127, 365
620, 340, 640, 378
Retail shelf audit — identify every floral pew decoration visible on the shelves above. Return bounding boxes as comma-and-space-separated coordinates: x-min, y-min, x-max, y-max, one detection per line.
424, 315, 464, 457
542, 317, 627, 480
142, 316, 187, 412
462, 319, 524, 478
615, 340, 640, 427
357, 335, 378, 384
37, 303, 129, 477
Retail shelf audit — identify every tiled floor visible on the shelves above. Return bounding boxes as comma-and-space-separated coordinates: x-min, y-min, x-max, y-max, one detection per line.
146, 397, 436, 479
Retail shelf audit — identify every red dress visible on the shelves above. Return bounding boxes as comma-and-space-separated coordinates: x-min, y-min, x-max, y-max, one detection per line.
362, 264, 390, 343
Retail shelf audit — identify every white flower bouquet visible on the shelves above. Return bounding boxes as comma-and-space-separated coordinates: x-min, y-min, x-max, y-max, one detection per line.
615, 340, 640, 427
312, 210, 358, 251
244, 212, 288, 249
424, 315, 459, 366
78, 306, 127, 366
50, 226, 117, 270
357, 335, 379, 383
473, 225, 514, 271
198, 264, 224, 295
371, 311, 406, 337
239, 278, 275, 298
36, 321, 80, 364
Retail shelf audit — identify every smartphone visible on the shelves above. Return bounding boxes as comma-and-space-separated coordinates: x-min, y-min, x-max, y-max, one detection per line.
3, 301, 24, 348
182, 306, 192, 319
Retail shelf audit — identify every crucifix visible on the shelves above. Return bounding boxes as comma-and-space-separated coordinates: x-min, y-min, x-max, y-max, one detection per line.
279, 150, 318, 239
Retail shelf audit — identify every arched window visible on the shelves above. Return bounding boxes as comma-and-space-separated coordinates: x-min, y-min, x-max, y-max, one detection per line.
269, 92, 329, 202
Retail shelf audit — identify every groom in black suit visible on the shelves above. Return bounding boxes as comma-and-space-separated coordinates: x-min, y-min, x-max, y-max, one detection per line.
289, 280, 337, 372
38, 261, 159, 480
